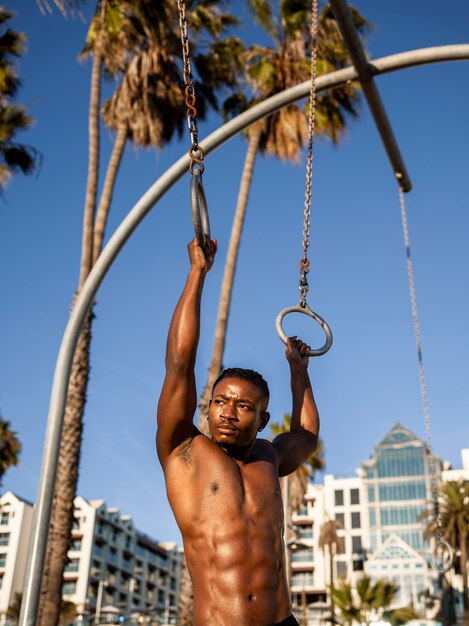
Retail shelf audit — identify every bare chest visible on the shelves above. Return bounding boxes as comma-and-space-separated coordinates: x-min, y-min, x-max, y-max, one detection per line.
166, 439, 284, 537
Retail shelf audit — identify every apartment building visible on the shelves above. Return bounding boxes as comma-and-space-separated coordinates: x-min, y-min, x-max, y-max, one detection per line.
64, 497, 182, 620
0, 492, 34, 622
0, 494, 181, 623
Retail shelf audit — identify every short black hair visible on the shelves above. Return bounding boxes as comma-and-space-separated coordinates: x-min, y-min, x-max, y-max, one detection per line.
211, 368, 270, 404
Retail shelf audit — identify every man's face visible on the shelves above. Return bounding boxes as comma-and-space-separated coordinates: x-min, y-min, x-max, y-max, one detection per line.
208, 377, 269, 450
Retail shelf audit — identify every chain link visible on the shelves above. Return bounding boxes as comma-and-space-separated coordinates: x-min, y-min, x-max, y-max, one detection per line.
399, 186, 442, 537
177, 0, 204, 174
299, 0, 319, 307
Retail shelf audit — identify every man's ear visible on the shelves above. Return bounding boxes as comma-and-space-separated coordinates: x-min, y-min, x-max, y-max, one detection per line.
259, 411, 270, 431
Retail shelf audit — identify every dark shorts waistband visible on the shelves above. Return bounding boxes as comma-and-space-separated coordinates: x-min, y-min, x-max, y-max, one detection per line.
273, 615, 300, 626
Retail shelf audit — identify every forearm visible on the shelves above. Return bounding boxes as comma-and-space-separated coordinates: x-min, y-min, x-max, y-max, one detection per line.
165, 267, 206, 371
290, 365, 319, 439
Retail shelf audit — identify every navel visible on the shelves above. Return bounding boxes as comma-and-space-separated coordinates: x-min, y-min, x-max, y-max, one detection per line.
210, 482, 219, 495
248, 593, 256, 602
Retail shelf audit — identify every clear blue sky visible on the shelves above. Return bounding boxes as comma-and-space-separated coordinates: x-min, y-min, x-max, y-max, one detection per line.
1, 2, 468, 544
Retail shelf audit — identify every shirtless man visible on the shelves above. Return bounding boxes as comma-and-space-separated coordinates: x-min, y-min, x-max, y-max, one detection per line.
156, 239, 320, 626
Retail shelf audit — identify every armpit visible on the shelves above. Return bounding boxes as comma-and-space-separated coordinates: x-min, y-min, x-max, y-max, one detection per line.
177, 436, 195, 465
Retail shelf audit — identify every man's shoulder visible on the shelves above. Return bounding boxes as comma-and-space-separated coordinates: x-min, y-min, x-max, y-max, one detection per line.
166, 428, 217, 467
252, 438, 278, 461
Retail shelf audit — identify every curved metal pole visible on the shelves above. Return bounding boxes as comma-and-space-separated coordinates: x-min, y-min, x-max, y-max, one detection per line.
20, 44, 469, 626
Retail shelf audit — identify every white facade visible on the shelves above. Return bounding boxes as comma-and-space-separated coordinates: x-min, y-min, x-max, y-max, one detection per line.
0, 494, 181, 623
324, 473, 370, 586
0, 492, 34, 622
442, 448, 469, 483
64, 497, 182, 621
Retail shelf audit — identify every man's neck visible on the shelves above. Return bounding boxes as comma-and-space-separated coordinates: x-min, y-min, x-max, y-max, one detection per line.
213, 438, 256, 463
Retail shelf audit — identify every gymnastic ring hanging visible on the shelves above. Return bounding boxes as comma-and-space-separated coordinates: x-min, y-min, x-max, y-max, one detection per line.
275, 303, 333, 357
432, 538, 454, 574
190, 168, 210, 248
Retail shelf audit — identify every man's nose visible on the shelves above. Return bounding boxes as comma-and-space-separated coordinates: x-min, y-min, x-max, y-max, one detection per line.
221, 403, 237, 420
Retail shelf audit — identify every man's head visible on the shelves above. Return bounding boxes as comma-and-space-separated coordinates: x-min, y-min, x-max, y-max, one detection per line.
208, 368, 270, 452
212, 368, 269, 407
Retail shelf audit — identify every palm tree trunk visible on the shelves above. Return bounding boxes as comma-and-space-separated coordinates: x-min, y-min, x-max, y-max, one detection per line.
79, 50, 102, 287
177, 556, 194, 626
37, 312, 92, 626
92, 123, 128, 263
38, 50, 103, 626
460, 531, 468, 611
329, 545, 335, 622
198, 123, 263, 432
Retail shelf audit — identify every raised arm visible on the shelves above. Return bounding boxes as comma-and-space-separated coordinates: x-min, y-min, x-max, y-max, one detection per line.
272, 337, 319, 476
156, 238, 217, 468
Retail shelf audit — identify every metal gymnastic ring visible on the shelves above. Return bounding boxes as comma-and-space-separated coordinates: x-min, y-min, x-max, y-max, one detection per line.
432, 538, 454, 573
190, 169, 210, 248
275, 303, 333, 357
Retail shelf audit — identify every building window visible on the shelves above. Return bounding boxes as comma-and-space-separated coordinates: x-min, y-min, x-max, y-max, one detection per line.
335, 513, 345, 528
65, 558, 80, 573
369, 509, 376, 528
70, 538, 82, 551
353, 559, 364, 571
0, 512, 9, 526
336, 561, 347, 579
376, 446, 425, 478
292, 548, 314, 563
379, 481, 426, 502
298, 525, 314, 539
368, 486, 375, 503
338, 536, 346, 553
334, 490, 344, 507
351, 512, 361, 529
0, 533, 9, 546
350, 489, 360, 505
0, 553, 5, 568
62, 581, 77, 596
352, 536, 362, 554
291, 572, 315, 587
381, 505, 425, 526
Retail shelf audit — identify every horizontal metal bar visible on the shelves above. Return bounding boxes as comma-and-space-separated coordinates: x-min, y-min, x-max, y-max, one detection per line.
329, 0, 412, 191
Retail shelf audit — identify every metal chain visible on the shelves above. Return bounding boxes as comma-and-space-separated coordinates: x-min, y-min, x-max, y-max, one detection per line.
399, 187, 442, 537
177, 0, 205, 174
299, 0, 319, 307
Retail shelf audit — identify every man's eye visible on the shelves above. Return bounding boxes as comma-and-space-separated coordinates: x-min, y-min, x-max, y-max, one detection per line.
239, 404, 252, 410
214, 399, 224, 405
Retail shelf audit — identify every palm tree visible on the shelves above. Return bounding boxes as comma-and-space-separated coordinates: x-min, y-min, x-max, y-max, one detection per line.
271, 414, 325, 511
197, 0, 368, 428
0, 7, 37, 191
423, 479, 469, 611
7, 592, 23, 621
319, 518, 344, 622
0, 416, 21, 489
331, 575, 420, 626
38, 3, 243, 625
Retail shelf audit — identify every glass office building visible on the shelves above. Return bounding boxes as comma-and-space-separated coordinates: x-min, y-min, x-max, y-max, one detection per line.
363, 422, 441, 560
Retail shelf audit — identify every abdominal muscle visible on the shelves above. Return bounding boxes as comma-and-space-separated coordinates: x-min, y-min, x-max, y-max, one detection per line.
166, 437, 292, 626
185, 510, 290, 626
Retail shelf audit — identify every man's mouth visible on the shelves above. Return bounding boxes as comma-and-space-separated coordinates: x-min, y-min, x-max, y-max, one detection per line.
217, 423, 237, 434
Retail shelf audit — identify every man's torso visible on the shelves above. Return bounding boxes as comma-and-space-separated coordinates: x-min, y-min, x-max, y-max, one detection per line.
163, 432, 292, 626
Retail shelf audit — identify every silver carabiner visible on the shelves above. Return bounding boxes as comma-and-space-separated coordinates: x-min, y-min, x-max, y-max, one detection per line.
275, 302, 333, 357
190, 168, 210, 248
432, 538, 454, 573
